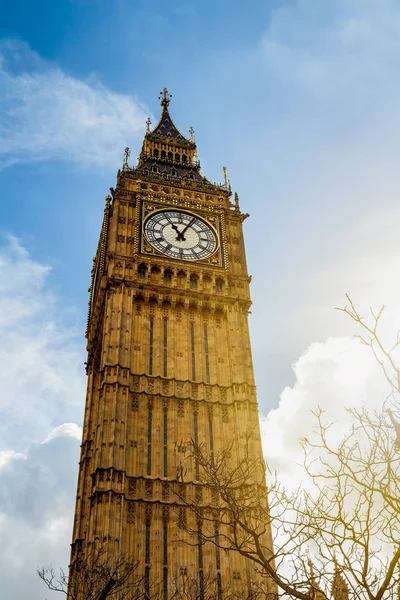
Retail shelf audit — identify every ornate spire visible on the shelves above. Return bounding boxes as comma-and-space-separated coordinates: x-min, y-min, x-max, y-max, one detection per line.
145, 88, 190, 143
331, 562, 349, 600
159, 87, 172, 112
133, 88, 231, 194
306, 555, 325, 600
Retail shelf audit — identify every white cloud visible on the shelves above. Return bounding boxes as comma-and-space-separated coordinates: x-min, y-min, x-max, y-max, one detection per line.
260, 331, 394, 489
0, 235, 86, 452
0, 236, 85, 598
42, 422, 82, 444
0, 38, 148, 169
0, 450, 25, 471
0, 426, 80, 599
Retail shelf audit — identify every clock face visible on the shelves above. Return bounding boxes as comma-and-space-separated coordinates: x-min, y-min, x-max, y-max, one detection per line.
143, 210, 218, 261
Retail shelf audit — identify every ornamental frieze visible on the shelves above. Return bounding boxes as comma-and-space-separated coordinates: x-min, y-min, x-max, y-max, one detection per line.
97, 370, 257, 408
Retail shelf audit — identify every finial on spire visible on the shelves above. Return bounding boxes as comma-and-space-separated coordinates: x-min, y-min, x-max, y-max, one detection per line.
146, 117, 152, 133
159, 87, 172, 111
123, 147, 131, 170
189, 126, 195, 143
222, 166, 231, 190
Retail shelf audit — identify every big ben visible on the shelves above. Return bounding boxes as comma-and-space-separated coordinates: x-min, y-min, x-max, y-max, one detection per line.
70, 89, 275, 599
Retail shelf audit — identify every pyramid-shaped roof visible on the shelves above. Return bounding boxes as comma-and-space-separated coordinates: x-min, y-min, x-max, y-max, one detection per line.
148, 88, 193, 145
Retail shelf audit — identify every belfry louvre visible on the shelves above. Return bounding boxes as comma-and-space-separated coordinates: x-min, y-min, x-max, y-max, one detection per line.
69, 89, 275, 600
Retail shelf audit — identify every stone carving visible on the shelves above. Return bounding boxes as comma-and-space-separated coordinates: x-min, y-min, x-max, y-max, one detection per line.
178, 399, 184, 417
162, 482, 170, 500
128, 479, 137, 497
145, 481, 153, 498
126, 501, 135, 524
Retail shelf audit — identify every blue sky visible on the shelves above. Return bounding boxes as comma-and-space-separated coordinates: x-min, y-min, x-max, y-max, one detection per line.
2, 1, 400, 597
3, 0, 400, 404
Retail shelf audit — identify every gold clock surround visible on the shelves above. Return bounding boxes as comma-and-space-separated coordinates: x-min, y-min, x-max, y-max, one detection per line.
140, 201, 224, 267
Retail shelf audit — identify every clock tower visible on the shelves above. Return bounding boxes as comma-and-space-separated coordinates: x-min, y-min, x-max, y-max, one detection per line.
71, 89, 275, 599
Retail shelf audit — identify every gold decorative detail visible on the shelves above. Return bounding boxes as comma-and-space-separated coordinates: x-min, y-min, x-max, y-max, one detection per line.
159, 87, 172, 109
123, 147, 130, 170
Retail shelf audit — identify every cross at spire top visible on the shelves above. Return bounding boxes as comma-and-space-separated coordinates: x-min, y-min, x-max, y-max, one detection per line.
159, 87, 172, 111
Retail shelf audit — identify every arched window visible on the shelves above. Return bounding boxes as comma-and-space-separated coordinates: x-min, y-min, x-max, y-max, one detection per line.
150, 265, 161, 283
190, 274, 198, 289
164, 269, 172, 284
215, 278, 224, 292
170, 168, 176, 177
203, 275, 212, 290
138, 264, 147, 279
168, 152, 172, 160
161, 150, 166, 159
177, 270, 186, 286
181, 154, 187, 163
153, 149, 159, 158
152, 165, 158, 173
175, 153, 180, 162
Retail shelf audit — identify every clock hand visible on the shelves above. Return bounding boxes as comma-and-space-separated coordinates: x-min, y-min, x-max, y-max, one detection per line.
165, 215, 181, 236
177, 217, 195, 241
